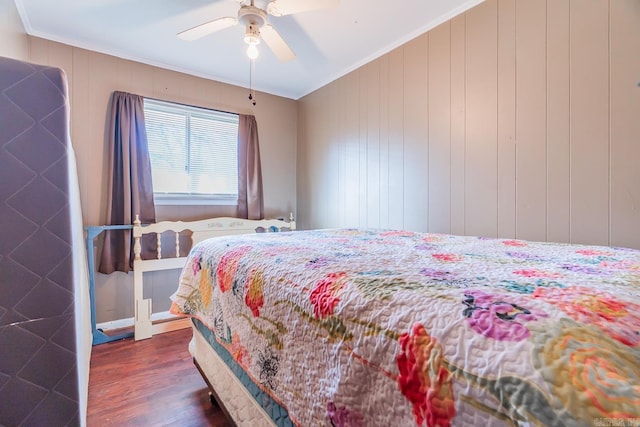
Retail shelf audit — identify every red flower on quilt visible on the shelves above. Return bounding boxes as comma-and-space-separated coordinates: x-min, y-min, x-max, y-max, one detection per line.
229, 332, 251, 367
432, 253, 462, 263
245, 269, 265, 317
533, 286, 640, 347
502, 239, 527, 247
396, 323, 456, 427
310, 272, 347, 318
513, 269, 562, 279
216, 246, 252, 292
575, 249, 613, 256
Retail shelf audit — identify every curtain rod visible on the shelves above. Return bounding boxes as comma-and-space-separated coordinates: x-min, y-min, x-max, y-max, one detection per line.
142, 95, 241, 117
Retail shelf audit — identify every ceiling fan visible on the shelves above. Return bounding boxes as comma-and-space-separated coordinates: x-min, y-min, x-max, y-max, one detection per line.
178, 0, 339, 62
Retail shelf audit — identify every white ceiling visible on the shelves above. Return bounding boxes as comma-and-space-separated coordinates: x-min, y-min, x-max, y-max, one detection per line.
15, 0, 484, 100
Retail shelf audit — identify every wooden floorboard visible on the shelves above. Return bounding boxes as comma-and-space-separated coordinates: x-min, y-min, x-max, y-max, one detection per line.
88, 328, 234, 427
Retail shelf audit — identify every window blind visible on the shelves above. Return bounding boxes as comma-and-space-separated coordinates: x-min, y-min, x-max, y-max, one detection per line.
144, 99, 239, 200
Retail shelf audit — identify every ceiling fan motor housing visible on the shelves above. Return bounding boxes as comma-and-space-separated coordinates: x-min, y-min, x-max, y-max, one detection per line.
238, 5, 267, 28
239, 5, 267, 45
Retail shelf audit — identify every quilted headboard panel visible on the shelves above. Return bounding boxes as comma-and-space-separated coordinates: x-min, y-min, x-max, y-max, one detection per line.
0, 57, 80, 426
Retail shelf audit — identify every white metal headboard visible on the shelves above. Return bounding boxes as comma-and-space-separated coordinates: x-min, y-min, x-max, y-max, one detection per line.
132, 214, 296, 340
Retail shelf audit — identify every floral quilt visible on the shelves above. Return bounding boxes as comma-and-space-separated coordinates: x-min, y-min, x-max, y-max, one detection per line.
170, 228, 640, 426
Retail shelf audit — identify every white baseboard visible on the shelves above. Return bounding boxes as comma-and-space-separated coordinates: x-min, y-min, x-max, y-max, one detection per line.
96, 310, 177, 331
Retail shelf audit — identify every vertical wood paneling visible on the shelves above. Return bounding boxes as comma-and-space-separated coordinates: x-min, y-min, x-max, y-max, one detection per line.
403, 35, 428, 232
28, 37, 48, 65
516, 0, 547, 241
326, 77, 340, 228
296, 98, 310, 225
71, 49, 92, 222
89, 52, 120, 225
388, 49, 405, 230
465, 0, 498, 237
0, 0, 29, 60
344, 71, 360, 226
153, 67, 182, 100
297, 0, 639, 250
22, 4, 640, 252
570, 0, 610, 245
497, 0, 516, 239
367, 61, 381, 228
115, 58, 133, 93
359, 67, 368, 226
131, 62, 155, 95
610, 0, 640, 248
379, 55, 390, 228
48, 42, 73, 89
315, 87, 330, 228
428, 23, 452, 234
337, 75, 348, 227
450, 15, 466, 236
311, 91, 326, 227
26, 38, 298, 323
546, 0, 571, 243
309, 93, 323, 226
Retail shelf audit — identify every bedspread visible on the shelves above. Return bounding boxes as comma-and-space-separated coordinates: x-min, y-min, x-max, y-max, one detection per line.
170, 229, 640, 426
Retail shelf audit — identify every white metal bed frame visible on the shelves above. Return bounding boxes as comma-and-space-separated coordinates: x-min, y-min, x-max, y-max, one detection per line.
131, 214, 296, 341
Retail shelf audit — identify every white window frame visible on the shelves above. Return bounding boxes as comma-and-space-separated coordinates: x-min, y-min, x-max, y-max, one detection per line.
143, 98, 239, 206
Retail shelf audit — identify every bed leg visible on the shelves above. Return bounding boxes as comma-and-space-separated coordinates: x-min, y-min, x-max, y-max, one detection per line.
208, 392, 219, 407
133, 268, 152, 341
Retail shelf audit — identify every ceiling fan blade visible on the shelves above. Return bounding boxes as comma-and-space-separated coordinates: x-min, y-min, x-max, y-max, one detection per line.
177, 17, 238, 41
267, 0, 339, 17
261, 25, 296, 62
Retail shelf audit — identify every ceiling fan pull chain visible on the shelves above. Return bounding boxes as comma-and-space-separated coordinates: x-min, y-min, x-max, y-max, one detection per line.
248, 59, 257, 106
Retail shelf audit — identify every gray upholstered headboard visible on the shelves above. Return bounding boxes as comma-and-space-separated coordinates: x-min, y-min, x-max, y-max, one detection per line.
0, 56, 88, 426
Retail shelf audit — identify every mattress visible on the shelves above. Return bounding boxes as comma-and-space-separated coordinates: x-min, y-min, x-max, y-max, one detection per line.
171, 228, 640, 426
0, 56, 90, 426
190, 318, 289, 426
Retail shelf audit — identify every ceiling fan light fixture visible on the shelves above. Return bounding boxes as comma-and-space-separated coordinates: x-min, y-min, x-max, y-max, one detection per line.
244, 33, 260, 46
247, 44, 259, 59
243, 31, 260, 46
244, 24, 261, 59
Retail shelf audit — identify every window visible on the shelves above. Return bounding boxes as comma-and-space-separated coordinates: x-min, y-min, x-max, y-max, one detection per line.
143, 98, 239, 205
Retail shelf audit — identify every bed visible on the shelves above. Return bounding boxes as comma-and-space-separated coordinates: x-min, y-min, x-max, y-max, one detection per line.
168, 227, 640, 426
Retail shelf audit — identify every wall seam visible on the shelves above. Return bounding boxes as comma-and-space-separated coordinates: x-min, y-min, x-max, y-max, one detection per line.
568, 0, 572, 244
463, 13, 467, 236
426, 34, 430, 233
514, 0, 518, 240
545, 0, 549, 242
607, 0, 612, 247
449, 22, 454, 233
496, 0, 500, 237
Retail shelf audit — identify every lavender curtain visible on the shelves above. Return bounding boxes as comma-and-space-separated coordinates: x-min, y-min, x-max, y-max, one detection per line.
99, 91, 156, 274
237, 114, 264, 219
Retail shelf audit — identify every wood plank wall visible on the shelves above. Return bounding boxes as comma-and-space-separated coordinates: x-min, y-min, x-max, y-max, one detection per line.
297, 0, 640, 249
27, 38, 298, 227
0, 0, 29, 60
26, 38, 298, 322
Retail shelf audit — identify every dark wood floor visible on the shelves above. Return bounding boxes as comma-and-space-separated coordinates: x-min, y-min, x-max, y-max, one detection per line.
88, 328, 234, 427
